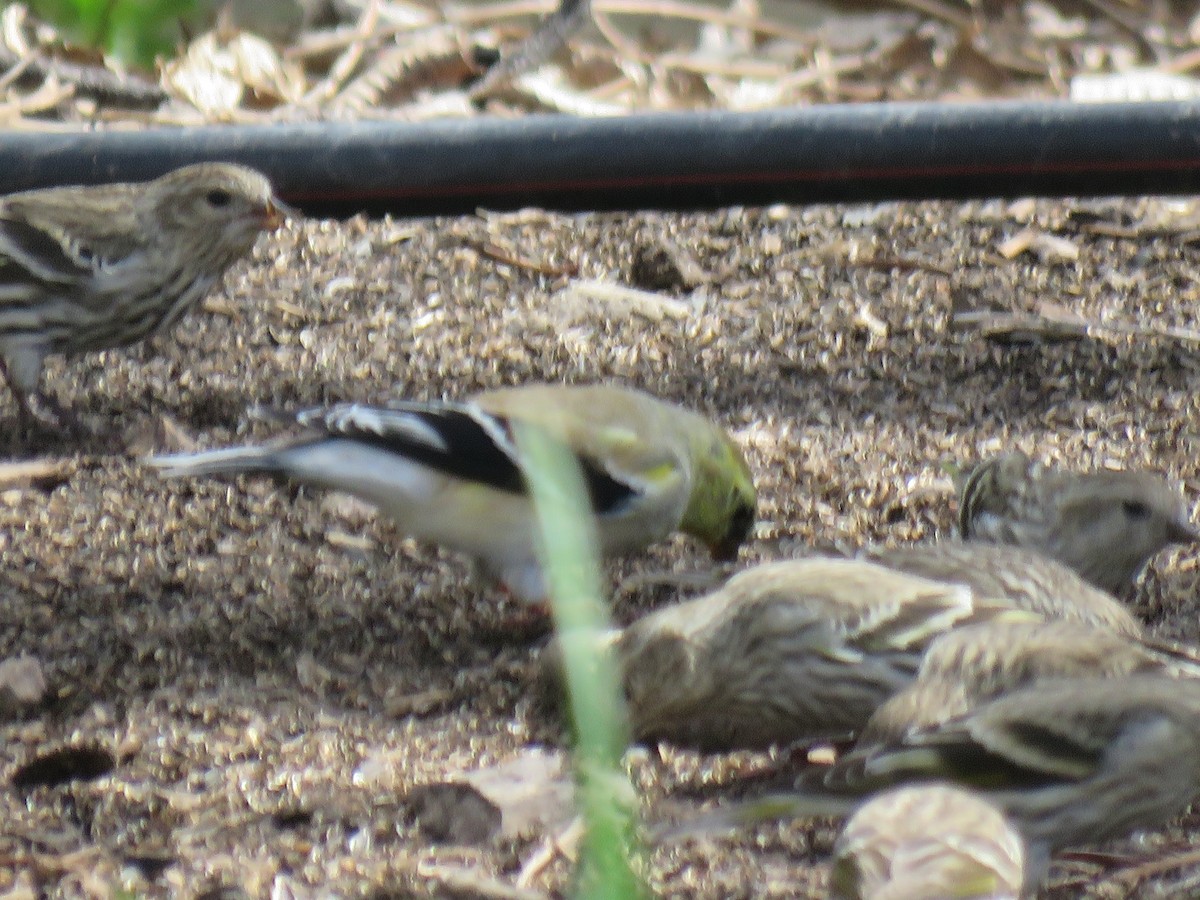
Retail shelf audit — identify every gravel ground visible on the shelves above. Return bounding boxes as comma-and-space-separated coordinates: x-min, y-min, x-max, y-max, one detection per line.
2, 196, 1200, 897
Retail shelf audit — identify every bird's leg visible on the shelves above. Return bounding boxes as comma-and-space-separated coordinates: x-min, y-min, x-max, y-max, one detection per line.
24, 389, 85, 435
0, 344, 82, 434
478, 572, 555, 642
0, 369, 81, 436
490, 590, 555, 642
468, 561, 555, 641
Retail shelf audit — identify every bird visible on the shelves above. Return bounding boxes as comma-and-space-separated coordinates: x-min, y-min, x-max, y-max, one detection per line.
866, 541, 1142, 638
148, 383, 757, 605
858, 618, 1200, 748
690, 676, 1200, 887
609, 541, 1184, 752
956, 452, 1197, 594
0, 162, 291, 427
608, 557, 1036, 751
830, 784, 1026, 900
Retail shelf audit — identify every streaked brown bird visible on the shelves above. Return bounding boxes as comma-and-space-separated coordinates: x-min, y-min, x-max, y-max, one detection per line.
830, 784, 1027, 900
610, 557, 1035, 751
698, 677, 1200, 888
867, 541, 1141, 637
858, 618, 1200, 748
956, 452, 1197, 594
0, 163, 290, 426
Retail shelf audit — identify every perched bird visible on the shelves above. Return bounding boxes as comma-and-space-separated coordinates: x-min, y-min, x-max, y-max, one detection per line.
149, 383, 757, 604
0, 163, 290, 427
696, 677, 1200, 886
607, 557, 1035, 751
956, 452, 1197, 594
867, 541, 1142, 638
830, 784, 1027, 900
858, 618, 1200, 748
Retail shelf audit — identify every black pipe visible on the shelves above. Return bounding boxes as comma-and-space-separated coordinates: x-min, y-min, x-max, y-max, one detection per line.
4, 99, 1200, 216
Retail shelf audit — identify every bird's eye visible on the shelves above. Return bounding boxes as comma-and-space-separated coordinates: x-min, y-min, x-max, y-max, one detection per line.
1122, 499, 1151, 519
205, 189, 233, 208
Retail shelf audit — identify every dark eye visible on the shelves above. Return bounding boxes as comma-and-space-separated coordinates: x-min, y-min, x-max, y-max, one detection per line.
205, 189, 232, 208
1123, 499, 1151, 520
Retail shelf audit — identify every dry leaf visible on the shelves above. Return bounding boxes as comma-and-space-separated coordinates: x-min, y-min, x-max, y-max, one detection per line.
162, 31, 305, 116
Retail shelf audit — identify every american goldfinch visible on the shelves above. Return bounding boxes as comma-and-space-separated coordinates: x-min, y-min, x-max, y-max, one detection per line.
859, 618, 1200, 748
867, 542, 1141, 637
830, 784, 1026, 900
610, 557, 1034, 751
149, 383, 757, 604
0, 163, 290, 428
957, 453, 1197, 594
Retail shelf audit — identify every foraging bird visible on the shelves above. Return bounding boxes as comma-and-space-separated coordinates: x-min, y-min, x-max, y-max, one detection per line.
858, 618, 1200, 748
867, 541, 1142, 638
149, 383, 757, 604
0, 163, 290, 427
608, 542, 1178, 752
609, 557, 1035, 751
956, 453, 1197, 594
691, 676, 1200, 887
830, 784, 1026, 900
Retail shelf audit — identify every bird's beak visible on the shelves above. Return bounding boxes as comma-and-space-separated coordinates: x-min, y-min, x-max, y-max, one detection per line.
709, 537, 743, 562
1169, 518, 1200, 544
262, 197, 300, 229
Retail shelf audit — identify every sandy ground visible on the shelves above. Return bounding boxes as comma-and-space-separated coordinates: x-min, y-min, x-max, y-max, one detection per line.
2, 196, 1200, 897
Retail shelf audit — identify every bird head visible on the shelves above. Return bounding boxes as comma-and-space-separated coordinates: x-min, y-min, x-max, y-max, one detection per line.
680, 429, 756, 561
1052, 471, 1198, 593
142, 162, 294, 259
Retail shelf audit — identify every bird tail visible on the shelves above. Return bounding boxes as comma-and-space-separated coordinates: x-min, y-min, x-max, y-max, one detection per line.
145, 445, 282, 479
1141, 634, 1200, 679
652, 791, 856, 844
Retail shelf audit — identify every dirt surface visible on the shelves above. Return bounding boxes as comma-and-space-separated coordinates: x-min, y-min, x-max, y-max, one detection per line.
0, 195, 1199, 897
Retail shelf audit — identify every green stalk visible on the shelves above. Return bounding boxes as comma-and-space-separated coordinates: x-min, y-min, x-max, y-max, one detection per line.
514, 422, 647, 900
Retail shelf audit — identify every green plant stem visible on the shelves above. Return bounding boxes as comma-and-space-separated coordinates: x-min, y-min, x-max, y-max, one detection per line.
514, 422, 646, 900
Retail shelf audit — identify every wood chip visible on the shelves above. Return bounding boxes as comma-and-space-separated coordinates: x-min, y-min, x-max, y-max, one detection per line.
516, 815, 585, 887
996, 228, 1080, 262
0, 655, 46, 718
0, 458, 70, 491
415, 862, 550, 900
384, 685, 456, 718
467, 237, 578, 276
554, 279, 694, 322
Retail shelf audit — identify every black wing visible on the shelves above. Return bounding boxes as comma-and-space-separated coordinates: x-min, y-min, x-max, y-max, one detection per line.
302, 402, 637, 512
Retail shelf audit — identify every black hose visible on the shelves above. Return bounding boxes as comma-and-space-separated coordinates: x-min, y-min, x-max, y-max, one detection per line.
5, 99, 1200, 216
